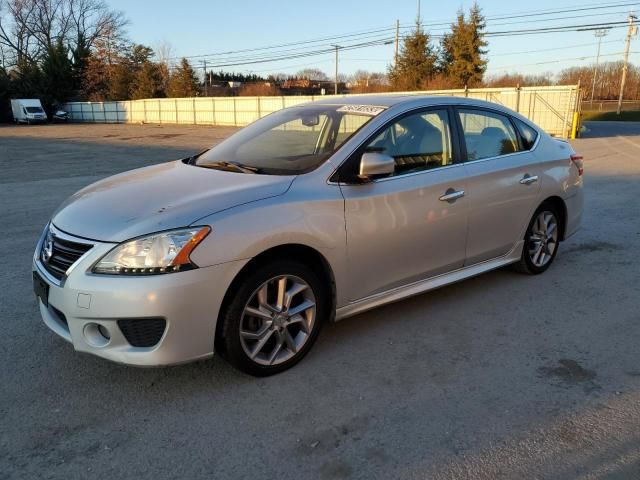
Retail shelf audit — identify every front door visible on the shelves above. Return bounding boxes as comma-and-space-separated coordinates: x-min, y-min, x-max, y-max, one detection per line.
339, 108, 468, 302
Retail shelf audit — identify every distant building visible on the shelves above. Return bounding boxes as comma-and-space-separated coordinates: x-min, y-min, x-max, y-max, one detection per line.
281, 78, 344, 95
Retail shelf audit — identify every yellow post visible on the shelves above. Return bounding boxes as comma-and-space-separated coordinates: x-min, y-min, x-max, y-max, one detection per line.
571, 112, 580, 139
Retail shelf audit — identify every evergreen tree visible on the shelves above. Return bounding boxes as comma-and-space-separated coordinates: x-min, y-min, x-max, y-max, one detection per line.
131, 61, 164, 99
439, 3, 488, 88
388, 21, 437, 91
12, 59, 45, 99
129, 45, 154, 66
167, 58, 200, 97
71, 33, 92, 94
108, 62, 135, 100
0, 66, 12, 122
42, 40, 75, 104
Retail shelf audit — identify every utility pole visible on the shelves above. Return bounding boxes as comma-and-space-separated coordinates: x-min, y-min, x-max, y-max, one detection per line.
394, 19, 400, 67
332, 45, 340, 95
417, 0, 421, 28
617, 14, 637, 115
203, 59, 209, 97
590, 29, 609, 105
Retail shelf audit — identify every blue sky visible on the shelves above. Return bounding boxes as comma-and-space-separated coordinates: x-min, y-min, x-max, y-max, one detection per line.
108, 0, 638, 79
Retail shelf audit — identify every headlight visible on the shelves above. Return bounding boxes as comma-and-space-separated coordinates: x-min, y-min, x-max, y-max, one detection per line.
93, 227, 210, 275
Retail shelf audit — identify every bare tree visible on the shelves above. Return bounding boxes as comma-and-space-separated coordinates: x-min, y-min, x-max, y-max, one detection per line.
296, 68, 328, 81
67, 0, 126, 51
0, 0, 126, 66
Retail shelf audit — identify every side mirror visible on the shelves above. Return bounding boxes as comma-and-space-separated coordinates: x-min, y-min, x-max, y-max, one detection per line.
301, 114, 320, 127
358, 152, 395, 181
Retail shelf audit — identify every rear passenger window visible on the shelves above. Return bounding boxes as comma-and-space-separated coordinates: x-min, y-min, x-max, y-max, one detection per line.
457, 109, 520, 161
514, 118, 538, 150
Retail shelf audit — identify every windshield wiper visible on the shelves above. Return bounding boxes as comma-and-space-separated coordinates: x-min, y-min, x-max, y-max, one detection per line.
186, 149, 209, 164
198, 161, 259, 174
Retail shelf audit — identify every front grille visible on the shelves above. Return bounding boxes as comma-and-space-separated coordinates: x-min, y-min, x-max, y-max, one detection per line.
118, 318, 166, 348
41, 229, 93, 280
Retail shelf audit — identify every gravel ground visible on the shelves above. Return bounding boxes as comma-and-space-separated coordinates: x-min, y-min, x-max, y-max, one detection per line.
0, 121, 639, 479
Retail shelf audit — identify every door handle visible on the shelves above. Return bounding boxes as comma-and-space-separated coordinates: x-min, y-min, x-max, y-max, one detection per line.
439, 188, 465, 202
520, 174, 539, 185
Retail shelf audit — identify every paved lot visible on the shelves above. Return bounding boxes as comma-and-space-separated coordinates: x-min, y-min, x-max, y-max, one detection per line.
1, 121, 639, 479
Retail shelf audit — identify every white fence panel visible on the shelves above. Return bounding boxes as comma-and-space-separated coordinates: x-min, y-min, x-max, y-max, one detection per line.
63, 85, 581, 138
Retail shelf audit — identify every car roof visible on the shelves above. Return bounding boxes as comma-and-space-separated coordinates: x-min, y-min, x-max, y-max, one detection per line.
305, 94, 535, 127
308, 94, 497, 109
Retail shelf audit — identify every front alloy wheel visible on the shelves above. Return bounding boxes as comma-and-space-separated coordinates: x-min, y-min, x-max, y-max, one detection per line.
240, 275, 316, 366
219, 261, 327, 376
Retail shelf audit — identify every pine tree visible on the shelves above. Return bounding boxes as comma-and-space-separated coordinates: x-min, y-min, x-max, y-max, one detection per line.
131, 61, 164, 99
12, 59, 45, 99
166, 58, 200, 98
0, 66, 12, 122
129, 45, 154, 66
42, 40, 75, 104
388, 21, 437, 91
439, 3, 488, 88
71, 33, 92, 94
109, 62, 135, 100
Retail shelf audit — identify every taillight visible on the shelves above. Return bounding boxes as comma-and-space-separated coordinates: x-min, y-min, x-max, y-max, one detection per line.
570, 154, 584, 176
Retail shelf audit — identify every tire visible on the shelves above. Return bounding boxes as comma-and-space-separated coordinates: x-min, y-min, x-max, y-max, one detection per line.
513, 203, 561, 275
219, 260, 328, 376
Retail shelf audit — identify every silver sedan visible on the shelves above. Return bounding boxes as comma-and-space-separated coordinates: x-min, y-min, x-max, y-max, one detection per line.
32, 95, 584, 375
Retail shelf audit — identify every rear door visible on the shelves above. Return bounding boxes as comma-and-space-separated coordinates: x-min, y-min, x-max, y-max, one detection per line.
339, 107, 469, 301
455, 107, 542, 265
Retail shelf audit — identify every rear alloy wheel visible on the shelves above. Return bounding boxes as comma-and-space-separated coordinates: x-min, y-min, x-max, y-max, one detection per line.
514, 206, 560, 274
220, 261, 327, 376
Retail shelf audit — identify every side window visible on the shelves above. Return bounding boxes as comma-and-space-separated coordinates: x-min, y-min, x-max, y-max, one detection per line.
457, 109, 520, 161
365, 109, 453, 176
514, 118, 539, 150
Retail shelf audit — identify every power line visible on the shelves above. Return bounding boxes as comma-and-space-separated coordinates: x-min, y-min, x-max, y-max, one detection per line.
487, 51, 634, 71
491, 40, 619, 56
176, 19, 632, 71
167, 1, 637, 62
156, 3, 640, 76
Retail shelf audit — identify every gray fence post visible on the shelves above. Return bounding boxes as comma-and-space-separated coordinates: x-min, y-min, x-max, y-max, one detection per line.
193, 98, 196, 125
143, 100, 147, 124
158, 100, 162, 125
516, 84, 521, 113
233, 97, 237, 126
175, 99, 179, 124
211, 97, 216, 125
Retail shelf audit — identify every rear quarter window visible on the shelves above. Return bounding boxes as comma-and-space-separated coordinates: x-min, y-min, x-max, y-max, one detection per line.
514, 118, 539, 150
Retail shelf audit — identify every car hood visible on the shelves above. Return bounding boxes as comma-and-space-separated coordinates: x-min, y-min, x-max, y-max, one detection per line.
52, 160, 295, 242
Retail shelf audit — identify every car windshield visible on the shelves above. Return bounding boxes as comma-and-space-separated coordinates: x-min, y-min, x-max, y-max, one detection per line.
25, 107, 44, 113
195, 105, 382, 175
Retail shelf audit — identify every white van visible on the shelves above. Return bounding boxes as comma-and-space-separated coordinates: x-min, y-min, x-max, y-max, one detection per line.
11, 99, 48, 124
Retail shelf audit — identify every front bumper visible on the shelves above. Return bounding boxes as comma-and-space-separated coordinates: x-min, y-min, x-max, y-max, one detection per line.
33, 230, 246, 366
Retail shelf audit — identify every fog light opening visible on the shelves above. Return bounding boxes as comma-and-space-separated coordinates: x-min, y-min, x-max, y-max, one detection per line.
97, 324, 111, 341
83, 323, 111, 348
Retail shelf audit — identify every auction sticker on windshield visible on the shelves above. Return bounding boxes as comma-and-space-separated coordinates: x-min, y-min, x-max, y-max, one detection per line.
336, 105, 386, 116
